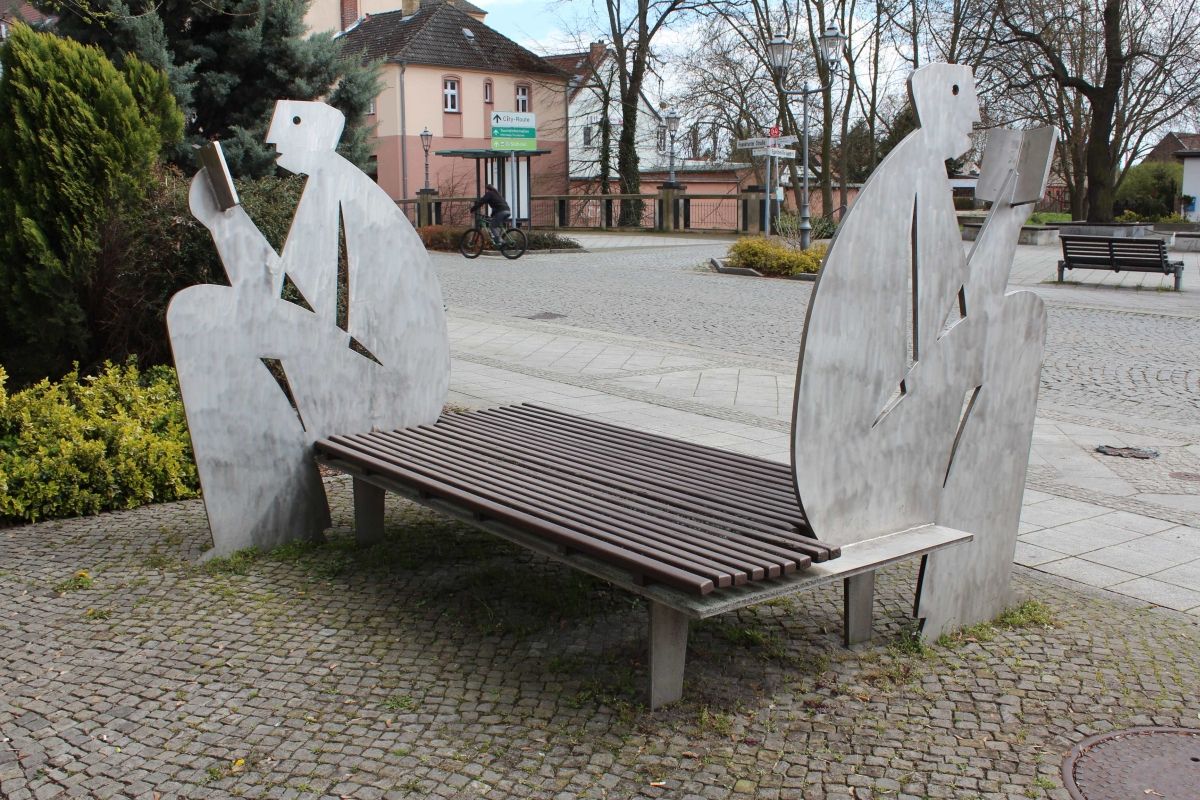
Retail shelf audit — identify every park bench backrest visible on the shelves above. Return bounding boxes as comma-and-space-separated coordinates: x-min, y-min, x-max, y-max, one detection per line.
1061, 235, 1169, 269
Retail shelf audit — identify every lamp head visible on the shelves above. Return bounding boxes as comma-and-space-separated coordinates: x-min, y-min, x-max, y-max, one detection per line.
767, 35, 793, 77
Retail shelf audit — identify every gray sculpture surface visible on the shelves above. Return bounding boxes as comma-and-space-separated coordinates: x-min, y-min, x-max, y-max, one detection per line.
791, 64, 1055, 637
168, 101, 450, 558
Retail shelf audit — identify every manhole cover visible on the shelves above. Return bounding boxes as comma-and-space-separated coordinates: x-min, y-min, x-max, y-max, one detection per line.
1063, 727, 1200, 800
1095, 445, 1159, 459
524, 311, 566, 320
1170, 471, 1200, 482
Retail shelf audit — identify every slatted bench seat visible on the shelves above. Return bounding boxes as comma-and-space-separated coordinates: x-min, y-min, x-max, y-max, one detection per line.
316, 403, 972, 708
1058, 234, 1185, 290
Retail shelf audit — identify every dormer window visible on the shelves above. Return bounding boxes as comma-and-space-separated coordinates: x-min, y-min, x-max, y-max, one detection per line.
443, 78, 459, 112
515, 84, 529, 113
483, 80, 493, 104
462, 27, 475, 42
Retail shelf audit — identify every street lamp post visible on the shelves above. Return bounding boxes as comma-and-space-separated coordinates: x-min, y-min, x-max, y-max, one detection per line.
768, 23, 845, 250
419, 127, 433, 190
665, 108, 681, 185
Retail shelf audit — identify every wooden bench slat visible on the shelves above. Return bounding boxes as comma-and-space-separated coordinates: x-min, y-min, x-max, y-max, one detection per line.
522, 403, 794, 480
478, 407, 806, 511
385, 425, 822, 568
319, 436, 718, 593
316, 405, 843, 595
338, 434, 752, 587
445, 412, 810, 525
360, 429, 791, 581
414, 418, 810, 541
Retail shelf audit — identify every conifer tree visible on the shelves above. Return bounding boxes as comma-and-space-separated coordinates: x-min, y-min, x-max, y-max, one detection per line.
0, 25, 180, 384
48, 0, 380, 176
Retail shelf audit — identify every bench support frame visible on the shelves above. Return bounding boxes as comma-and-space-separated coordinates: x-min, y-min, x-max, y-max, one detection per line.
340, 465, 971, 709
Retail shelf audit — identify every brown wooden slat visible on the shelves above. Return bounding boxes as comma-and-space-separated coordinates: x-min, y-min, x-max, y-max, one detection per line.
339, 434, 745, 587
477, 407, 806, 511
439, 411, 811, 525
427, 412, 836, 561
522, 403, 793, 479
383, 426, 816, 568
358, 431, 784, 581
317, 437, 716, 593
406, 420, 835, 559
317, 404, 846, 595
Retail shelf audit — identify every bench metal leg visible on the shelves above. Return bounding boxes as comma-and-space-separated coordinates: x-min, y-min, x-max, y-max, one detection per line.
1175, 267, 1183, 291
843, 571, 876, 647
353, 478, 385, 545
1057, 263, 1065, 283
648, 602, 689, 709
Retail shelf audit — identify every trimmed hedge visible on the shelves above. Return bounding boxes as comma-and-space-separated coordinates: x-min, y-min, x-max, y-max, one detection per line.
726, 237, 828, 277
0, 361, 198, 523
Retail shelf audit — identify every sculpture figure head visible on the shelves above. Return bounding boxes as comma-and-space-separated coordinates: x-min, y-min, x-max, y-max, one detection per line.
908, 63, 979, 160
266, 100, 346, 174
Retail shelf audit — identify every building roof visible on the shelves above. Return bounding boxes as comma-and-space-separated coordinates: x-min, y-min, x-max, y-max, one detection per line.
0, 1, 51, 27
543, 43, 609, 101
340, 2, 565, 78
1166, 133, 1200, 150
419, 0, 486, 15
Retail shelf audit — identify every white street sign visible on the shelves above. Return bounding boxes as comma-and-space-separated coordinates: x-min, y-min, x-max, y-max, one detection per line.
737, 137, 771, 149
490, 111, 535, 127
773, 135, 799, 145
751, 147, 797, 159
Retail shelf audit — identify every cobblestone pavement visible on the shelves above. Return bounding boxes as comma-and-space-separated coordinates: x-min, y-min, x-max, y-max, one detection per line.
3, 481, 1198, 799
433, 245, 1200, 426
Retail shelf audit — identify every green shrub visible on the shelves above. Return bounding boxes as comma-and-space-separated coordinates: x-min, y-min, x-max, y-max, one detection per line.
0, 360, 198, 523
1029, 211, 1072, 225
1115, 161, 1182, 221
524, 230, 583, 250
417, 225, 468, 251
776, 212, 837, 243
0, 25, 181, 387
727, 237, 828, 276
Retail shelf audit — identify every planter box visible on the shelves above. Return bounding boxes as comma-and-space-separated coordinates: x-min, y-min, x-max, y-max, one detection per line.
961, 224, 1060, 246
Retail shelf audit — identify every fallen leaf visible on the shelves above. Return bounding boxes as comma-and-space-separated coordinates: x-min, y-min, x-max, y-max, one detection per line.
650, 781, 667, 787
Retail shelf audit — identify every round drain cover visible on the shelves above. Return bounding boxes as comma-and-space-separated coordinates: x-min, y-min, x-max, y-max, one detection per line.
1063, 727, 1200, 800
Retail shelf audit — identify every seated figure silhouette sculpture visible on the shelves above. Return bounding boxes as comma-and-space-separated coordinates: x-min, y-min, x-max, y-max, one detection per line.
168, 100, 449, 558
792, 64, 1055, 637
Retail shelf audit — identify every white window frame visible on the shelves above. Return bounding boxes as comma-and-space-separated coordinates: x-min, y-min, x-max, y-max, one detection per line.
515, 84, 529, 113
483, 80, 493, 104
443, 78, 459, 113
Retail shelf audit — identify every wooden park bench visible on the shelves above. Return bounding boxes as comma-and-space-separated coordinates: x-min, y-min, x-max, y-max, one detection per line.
315, 403, 971, 708
1058, 234, 1185, 290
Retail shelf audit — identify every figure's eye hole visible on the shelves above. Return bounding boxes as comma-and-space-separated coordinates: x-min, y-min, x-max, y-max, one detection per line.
952, 84, 960, 96
292, 116, 302, 125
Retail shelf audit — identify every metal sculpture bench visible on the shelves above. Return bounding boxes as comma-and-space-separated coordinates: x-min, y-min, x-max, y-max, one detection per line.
315, 403, 971, 708
1058, 234, 1184, 290
169, 71, 1054, 710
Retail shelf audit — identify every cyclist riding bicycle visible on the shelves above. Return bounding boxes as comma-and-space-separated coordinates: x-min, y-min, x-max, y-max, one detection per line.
469, 184, 510, 244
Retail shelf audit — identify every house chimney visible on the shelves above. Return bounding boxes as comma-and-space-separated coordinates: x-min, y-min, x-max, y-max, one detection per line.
340, 0, 358, 30
402, 0, 420, 15
589, 41, 606, 63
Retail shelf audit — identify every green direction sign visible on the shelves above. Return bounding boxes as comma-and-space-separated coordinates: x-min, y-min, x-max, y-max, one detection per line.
491, 111, 537, 151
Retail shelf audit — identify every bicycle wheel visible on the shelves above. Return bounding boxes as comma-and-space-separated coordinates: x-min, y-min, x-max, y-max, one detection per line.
459, 228, 484, 259
498, 227, 527, 260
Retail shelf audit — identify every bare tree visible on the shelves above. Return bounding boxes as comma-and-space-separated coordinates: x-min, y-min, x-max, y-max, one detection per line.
601, 0, 700, 224
991, 0, 1200, 221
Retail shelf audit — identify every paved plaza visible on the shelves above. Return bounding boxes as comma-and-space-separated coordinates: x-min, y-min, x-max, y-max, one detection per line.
2, 235, 1199, 798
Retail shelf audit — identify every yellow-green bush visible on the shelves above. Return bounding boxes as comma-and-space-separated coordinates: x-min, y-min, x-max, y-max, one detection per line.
0, 361, 198, 523
726, 237, 828, 276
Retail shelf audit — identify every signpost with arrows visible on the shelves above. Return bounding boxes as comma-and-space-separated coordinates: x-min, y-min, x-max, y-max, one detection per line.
491, 111, 537, 151
736, 132, 797, 236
